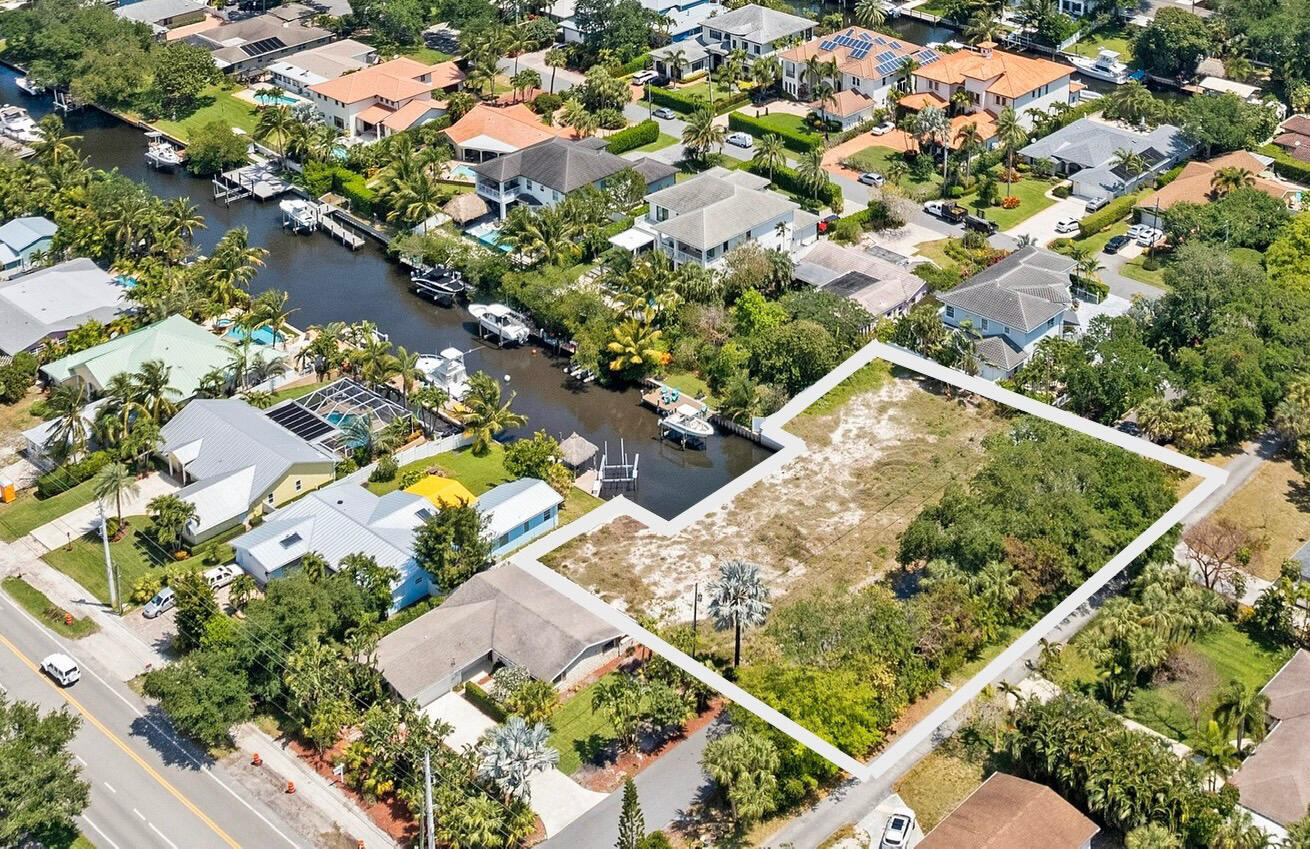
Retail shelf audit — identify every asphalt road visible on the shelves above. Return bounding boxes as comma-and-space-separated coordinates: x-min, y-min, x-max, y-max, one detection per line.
0, 590, 310, 849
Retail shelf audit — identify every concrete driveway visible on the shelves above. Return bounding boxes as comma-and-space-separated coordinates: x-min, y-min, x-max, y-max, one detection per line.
28, 472, 178, 552
1003, 195, 1085, 244
857, 793, 924, 848
498, 49, 585, 94
425, 689, 496, 750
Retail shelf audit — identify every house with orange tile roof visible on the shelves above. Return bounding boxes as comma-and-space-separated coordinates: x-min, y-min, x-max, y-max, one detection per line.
778, 26, 934, 106
443, 103, 565, 162
1136, 150, 1303, 228
307, 57, 465, 141
910, 41, 1073, 129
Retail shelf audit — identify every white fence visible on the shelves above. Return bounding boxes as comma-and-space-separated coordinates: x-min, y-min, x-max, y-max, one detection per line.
338, 432, 474, 486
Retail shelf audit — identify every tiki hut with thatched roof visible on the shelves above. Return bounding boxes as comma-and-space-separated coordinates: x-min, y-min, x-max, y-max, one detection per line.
444, 192, 490, 225
559, 431, 598, 469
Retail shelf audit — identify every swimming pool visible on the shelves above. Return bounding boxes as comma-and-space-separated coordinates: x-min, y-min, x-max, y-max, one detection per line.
113, 273, 137, 289
224, 325, 283, 346
255, 92, 299, 106
466, 222, 512, 252
450, 164, 478, 181
326, 411, 365, 429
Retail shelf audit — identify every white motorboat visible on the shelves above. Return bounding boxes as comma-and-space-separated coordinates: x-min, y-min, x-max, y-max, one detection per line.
416, 347, 472, 400
0, 105, 41, 143
1069, 49, 1131, 84
279, 198, 318, 232
144, 132, 183, 169
411, 265, 466, 304
661, 403, 715, 444
15, 76, 45, 96
469, 303, 530, 346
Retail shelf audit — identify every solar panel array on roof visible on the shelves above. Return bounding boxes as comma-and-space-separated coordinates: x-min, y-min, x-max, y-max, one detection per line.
916, 48, 941, 64
266, 401, 335, 442
240, 36, 286, 57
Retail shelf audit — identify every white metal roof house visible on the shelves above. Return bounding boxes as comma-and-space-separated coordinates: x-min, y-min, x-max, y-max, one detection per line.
158, 399, 338, 543
0, 216, 55, 276
376, 563, 623, 708
651, 3, 816, 79
0, 258, 126, 356
230, 481, 437, 611
1018, 117, 1196, 201
477, 478, 564, 558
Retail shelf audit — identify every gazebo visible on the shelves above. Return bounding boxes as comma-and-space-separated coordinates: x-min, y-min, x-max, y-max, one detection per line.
444, 192, 490, 225
559, 431, 599, 469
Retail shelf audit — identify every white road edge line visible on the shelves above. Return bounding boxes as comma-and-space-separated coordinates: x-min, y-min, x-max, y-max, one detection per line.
132, 808, 146, 821
510, 339, 1229, 781
103, 781, 117, 794
81, 814, 121, 849
149, 821, 180, 849
75, 754, 87, 766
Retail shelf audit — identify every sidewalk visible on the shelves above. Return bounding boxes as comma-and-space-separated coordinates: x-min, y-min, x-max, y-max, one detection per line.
27, 472, 177, 552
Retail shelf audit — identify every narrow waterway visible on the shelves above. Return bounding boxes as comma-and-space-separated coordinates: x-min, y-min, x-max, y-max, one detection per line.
0, 68, 773, 519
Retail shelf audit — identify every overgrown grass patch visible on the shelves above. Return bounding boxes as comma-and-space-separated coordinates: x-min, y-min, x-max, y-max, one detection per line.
1, 577, 99, 638
1211, 458, 1310, 579
893, 750, 988, 832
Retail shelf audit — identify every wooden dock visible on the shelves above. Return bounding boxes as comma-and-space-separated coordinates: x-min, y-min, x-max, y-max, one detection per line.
213, 164, 291, 205
318, 213, 365, 250
641, 384, 709, 416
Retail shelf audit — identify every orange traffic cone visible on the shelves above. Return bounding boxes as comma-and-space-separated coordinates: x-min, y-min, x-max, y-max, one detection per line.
251, 753, 262, 766
286, 781, 296, 794
64, 612, 73, 627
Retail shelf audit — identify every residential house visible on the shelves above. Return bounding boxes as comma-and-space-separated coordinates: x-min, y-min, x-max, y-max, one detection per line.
917, 773, 1099, 849
1018, 117, 1196, 201
1137, 150, 1302, 228
40, 315, 235, 399
115, 0, 215, 37
650, 3, 816, 80
639, 166, 818, 268
477, 478, 563, 558
308, 57, 464, 140
0, 215, 56, 276
184, 5, 335, 75
444, 103, 565, 163
158, 399, 337, 543
376, 563, 623, 708
937, 246, 1077, 381
1232, 649, 1310, 843
1273, 115, 1310, 164
22, 397, 110, 471
779, 27, 933, 104
792, 241, 926, 319
0, 259, 125, 356
266, 39, 378, 96
559, 0, 725, 43
472, 137, 677, 219
230, 481, 438, 611
910, 41, 1074, 130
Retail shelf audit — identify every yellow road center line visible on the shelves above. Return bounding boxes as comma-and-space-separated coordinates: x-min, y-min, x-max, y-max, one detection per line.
0, 631, 241, 849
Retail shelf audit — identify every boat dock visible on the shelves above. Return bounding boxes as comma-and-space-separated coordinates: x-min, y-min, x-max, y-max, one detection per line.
0, 136, 33, 159
279, 198, 365, 249
641, 383, 710, 417
213, 164, 291, 204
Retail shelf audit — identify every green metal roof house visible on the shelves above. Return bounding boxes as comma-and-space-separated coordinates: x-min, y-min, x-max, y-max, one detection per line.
41, 314, 235, 398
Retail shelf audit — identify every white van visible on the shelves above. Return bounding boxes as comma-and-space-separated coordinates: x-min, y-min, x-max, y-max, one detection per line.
204, 564, 239, 591
41, 653, 80, 686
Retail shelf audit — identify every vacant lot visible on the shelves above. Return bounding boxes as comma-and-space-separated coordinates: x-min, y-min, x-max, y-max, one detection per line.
542, 363, 1005, 618
1211, 457, 1310, 579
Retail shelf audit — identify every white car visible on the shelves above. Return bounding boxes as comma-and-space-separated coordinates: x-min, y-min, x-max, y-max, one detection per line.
1129, 224, 1164, 246
871, 120, 896, 136
204, 564, 239, 590
859, 172, 885, 186
726, 131, 753, 149
1126, 223, 1152, 240
652, 106, 676, 120
923, 200, 945, 216
41, 653, 80, 687
631, 70, 658, 84
1054, 217, 1080, 234
881, 808, 916, 848
142, 586, 176, 619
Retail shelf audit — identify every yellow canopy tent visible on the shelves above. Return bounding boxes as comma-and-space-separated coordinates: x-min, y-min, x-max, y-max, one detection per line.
404, 476, 476, 508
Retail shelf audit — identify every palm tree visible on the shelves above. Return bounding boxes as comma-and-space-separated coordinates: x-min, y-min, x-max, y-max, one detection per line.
995, 105, 1026, 197
1212, 681, 1269, 754
147, 492, 198, 553
915, 105, 950, 181
965, 9, 1004, 44
1210, 166, 1255, 197
897, 56, 920, 92
795, 148, 828, 204
802, 55, 827, 98
664, 47, 688, 82
206, 227, 266, 308
32, 114, 82, 169
1212, 808, 1270, 849
254, 105, 296, 162
445, 91, 477, 122
92, 462, 140, 527
393, 346, 423, 399
133, 359, 181, 423
510, 68, 541, 102
1113, 146, 1147, 177
1189, 718, 1240, 791
855, 0, 886, 30
954, 122, 983, 181
681, 107, 725, 161
544, 47, 567, 93
606, 310, 664, 374
475, 716, 559, 805
707, 559, 772, 667
461, 372, 528, 456
1125, 824, 1182, 849
752, 134, 786, 185
44, 382, 90, 466
752, 55, 782, 96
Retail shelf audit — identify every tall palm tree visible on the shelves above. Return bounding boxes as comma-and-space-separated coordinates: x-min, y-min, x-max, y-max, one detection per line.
544, 47, 567, 93
995, 105, 1026, 197
475, 716, 559, 805
1189, 718, 1240, 792
1212, 681, 1269, 754
954, 122, 983, 181
802, 56, 827, 98
32, 114, 82, 169
855, 0, 886, 30
606, 310, 663, 374
393, 346, 423, 399
206, 227, 266, 309
461, 373, 528, 456
510, 69, 542, 102
133, 359, 180, 423
897, 56, 920, 92
1210, 166, 1255, 197
664, 47, 688, 82
752, 55, 782, 96
752, 134, 787, 185
254, 105, 296, 162
965, 9, 1004, 44
682, 107, 725, 161
44, 382, 90, 467
707, 559, 772, 667
915, 105, 950, 181
92, 462, 140, 527
795, 147, 828, 204
1113, 146, 1147, 177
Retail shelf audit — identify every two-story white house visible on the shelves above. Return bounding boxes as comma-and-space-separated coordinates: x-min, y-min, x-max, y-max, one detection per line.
650, 3, 815, 80
641, 167, 818, 268
937, 246, 1078, 381
472, 137, 677, 219
911, 41, 1074, 129
307, 57, 464, 141
779, 27, 937, 102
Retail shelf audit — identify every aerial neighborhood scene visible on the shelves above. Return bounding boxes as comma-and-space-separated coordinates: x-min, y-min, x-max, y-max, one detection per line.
4, 0, 1310, 844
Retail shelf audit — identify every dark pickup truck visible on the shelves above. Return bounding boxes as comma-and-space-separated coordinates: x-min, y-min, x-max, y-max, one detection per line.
964, 214, 998, 234
939, 203, 968, 224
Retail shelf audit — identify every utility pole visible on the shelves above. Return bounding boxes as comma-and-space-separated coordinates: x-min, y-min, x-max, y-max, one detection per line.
690, 582, 700, 660
98, 501, 119, 614
423, 749, 436, 849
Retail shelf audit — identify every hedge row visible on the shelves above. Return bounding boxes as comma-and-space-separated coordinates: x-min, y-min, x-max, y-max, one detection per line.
618, 52, 652, 76
462, 682, 507, 722
36, 451, 110, 499
1259, 144, 1310, 184
648, 85, 749, 115
746, 160, 843, 213
1078, 192, 1141, 239
727, 112, 821, 153
606, 119, 659, 154
302, 163, 376, 217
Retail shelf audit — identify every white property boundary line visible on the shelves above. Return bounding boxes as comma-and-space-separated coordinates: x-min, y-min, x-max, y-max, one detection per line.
509, 340, 1227, 781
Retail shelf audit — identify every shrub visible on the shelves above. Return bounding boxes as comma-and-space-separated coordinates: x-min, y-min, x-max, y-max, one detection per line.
1140, 255, 1161, 271
462, 681, 507, 721
648, 85, 748, 115
301, 161, 336, 196
948, 184, 965, 198
333, 168, 375, 218
36, 451, 111, 498
1078, 193, 1140, 238
399, 468, 424, 488
914, 262, 963, 290
1052, 184, 1070, 199
747, 161, 842, 212
830, 217, 864, 244
1260, 143, 1310, 184
605, 119, 659, 154
1001, 195, 1020, 209
368, 454, 398, 483
1228, 246, 1264, 267
618, 52, 652, 75
0, 351, 38, 403
531, 91, 563, 115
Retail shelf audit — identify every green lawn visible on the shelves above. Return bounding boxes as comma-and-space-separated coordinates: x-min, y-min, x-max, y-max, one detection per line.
914, 237, 957, 271
2, 577, 99, 638
968, 177, 1058, 231
734, 110, 818, 142
660, 371, 719, 407
628, 132, 678, 153
1070, 22, 1139, 60
267, 380, 327, 405
151, 85, 260, 142
395, 46, 454, 64
548, 675, 617, 775
41, 515, 169, 607
0, 478, 98, 542
1050, 219, 1130, 256
671, 81, 749, 112
1120, 252, 1168, 287
843, 145, 944, 197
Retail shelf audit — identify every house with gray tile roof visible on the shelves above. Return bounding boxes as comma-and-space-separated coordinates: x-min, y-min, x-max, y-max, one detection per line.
473, 137, 676, 219
0, 258, 125, 355
651, 3, 815, 78
183, 5, 334, 74
1018, 117, 1197, 201
158, 399, 338, 543
641, 166, 818, 268
938, 246, 1077, 380
376, 563, 624, 707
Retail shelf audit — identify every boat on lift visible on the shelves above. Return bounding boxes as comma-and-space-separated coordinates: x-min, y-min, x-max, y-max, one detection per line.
0, 105, 41, 143
15, 76, 45, 96
1069, 49, 1132, 84
416, 347, 473, 399
468, 303, 530, 346
660, 403, 715, 446
279, 198, 318, 232
144, 132, 183, 170
411, 264, 466, 304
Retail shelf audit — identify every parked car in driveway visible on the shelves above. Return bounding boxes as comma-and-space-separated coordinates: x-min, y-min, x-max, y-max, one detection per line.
871, 120, 895, 135
41, 653, 80, 687
204, 564, 239, 590
1104, 234, 1131, 253
880, 809, 916, 848
1085, 195, 1109, 212
1054, 217, 1080, 234
143, 586, 176, 619
1128, 223, 1164, 246
632, 70, 658, 84
859, 172, 885, 186
652, 106, 676, 120
726, 131, 753, 149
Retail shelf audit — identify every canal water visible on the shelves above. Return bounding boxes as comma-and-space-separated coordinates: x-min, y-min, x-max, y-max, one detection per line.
0, 68, 773, 519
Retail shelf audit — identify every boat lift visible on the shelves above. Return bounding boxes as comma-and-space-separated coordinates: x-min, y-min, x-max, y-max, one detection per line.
593, 440, 639, 496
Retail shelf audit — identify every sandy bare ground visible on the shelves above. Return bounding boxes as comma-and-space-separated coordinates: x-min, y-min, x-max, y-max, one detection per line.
543, 367, 1005, 621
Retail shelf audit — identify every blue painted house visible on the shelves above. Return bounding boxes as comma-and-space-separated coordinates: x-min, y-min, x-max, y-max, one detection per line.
0, 216, 56, 275
937, 246, 1078, 381
478, 478, 563, 559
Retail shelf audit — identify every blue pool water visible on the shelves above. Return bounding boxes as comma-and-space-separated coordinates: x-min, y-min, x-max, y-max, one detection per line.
255, 92, 299, 106
113, 273, 137, 289
450, 164, 477, 181
466, 224, 512, 253
224, 325, 283, 346
327, 411, 365, 430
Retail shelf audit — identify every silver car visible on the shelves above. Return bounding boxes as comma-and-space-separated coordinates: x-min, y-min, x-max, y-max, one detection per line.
652, 106, 676, 120
142, 586, 176, 619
